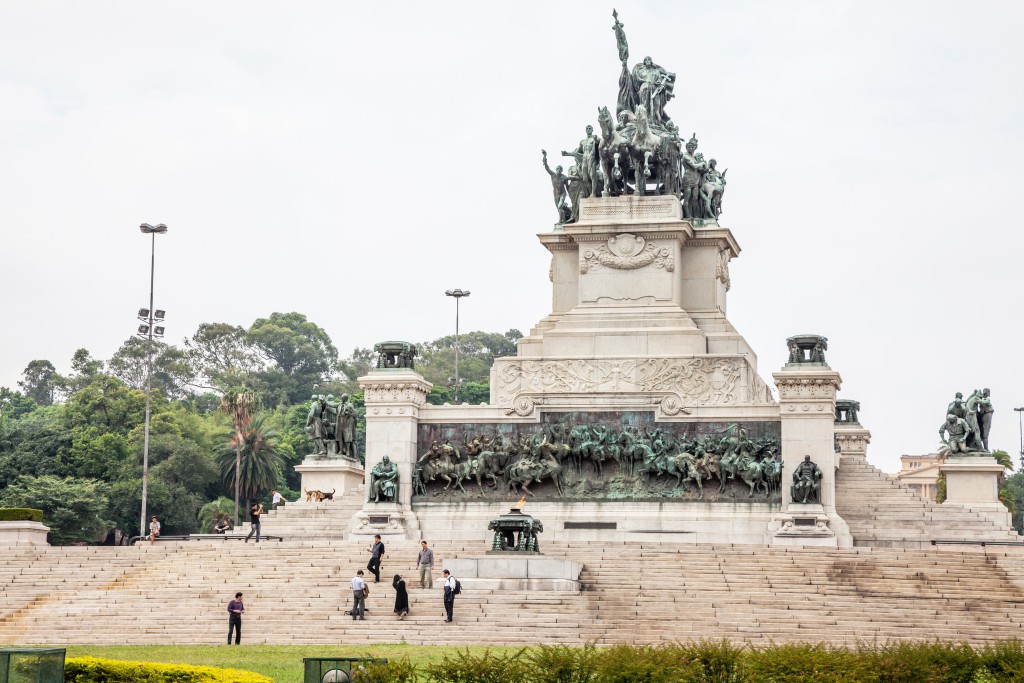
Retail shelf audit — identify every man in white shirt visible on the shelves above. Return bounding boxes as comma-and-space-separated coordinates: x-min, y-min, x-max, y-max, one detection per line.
148, 516, 161, 545
271, 490, 285, 508
442, 569, 456, 623
350, 569, 367, 620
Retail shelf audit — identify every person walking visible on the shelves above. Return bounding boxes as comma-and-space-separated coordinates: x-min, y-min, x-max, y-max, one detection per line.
227, 592, 244, 644
442, 569, 457, 623
366, 534, 385, 582
271, 490, 285, 509
245, 502, 263, 543
350, 570, 367, 620
416, 540, 434, 589
392, 574, 409, 620
148, 516, 161, 545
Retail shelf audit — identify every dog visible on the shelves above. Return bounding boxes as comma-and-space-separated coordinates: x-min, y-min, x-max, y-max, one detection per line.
303, 488, 336, 503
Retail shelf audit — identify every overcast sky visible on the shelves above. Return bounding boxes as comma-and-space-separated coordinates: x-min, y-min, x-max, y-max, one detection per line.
1, 1, 1022, 474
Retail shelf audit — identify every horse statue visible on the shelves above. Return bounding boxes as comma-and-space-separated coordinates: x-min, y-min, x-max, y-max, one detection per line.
597, 106, 632, 196
626, 106, 664, 196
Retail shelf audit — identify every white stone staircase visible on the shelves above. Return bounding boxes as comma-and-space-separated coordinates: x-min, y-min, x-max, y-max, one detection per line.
2, 539, 1024, 646
835, 454, 1019, 548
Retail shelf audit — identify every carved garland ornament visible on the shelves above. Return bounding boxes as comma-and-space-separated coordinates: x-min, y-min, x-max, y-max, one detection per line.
494, 357, 769, 406
715, 248, 731, 291
774, 377, 841, 400
360, 382, 430, 405
580, 233, 674, 273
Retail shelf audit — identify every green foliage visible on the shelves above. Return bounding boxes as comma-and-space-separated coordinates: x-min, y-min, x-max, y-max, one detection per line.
357, 657, 419, 683
866, 641, 980, 683
0, 474, 110, 544
414, 330, 521, 387
742, 642, 879, 682
186, 323, 265, 392
1002, 471, 1024, 532
248, 312, 339, 406
18, 358, 62, 405
425, 648, 530, 683
426, 382, 490, 406
217, 413, 283, 506
65, 656, 272, 683
108, 337, 196, 400
0, 507, 43, 522
199, 497, 237, 532
590, 644, 702, 683
979, 640, 1024, 682
677, 639, 746, 682
526, 644, 601, 683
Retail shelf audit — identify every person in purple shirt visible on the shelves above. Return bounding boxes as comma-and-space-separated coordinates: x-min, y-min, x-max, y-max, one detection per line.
227, 592, 244, 644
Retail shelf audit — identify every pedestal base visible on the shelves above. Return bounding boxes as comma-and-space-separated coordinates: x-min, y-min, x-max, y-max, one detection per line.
443, 556, 582, 592
940, 456, 1012, 528
769, 504, 849, 547
349, 502, 420, 541
295, 456, 363, 497
0, 520, 50, 546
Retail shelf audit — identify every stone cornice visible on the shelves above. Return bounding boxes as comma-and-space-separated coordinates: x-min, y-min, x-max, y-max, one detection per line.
358, 373, 432, 406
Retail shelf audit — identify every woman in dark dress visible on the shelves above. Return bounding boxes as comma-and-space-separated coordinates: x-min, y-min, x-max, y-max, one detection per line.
392, 574, 409, 619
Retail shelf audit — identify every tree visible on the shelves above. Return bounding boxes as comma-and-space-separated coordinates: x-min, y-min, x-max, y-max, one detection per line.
198, 496, 236, 533
0, 474, 110, 545
18, 360, 62, 406
66, 349, 104, 393
220, 387, 259, 526
249, 312, 338, 405
108, 337, 196, 400
186, 323, 264, 391
217, 413, 282, 513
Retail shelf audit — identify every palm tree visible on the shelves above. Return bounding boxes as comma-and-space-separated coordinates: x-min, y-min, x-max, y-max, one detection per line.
217, 413, 283, 518
220, 387, 259, 526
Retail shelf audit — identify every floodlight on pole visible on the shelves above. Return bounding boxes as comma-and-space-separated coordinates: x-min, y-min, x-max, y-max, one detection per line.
138, 222, 168, 540
445, 289, 470, 403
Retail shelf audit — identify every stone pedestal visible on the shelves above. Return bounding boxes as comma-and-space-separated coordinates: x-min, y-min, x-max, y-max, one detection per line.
442, 556, 582, 592
352, 368, 432, 539
939, 456, 1012, 528
295, 457, 364, 497
768, 357, 852, 547
0, 520, 50, 546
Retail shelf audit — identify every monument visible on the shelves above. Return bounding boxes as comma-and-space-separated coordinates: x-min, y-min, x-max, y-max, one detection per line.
350, 11, 852, 547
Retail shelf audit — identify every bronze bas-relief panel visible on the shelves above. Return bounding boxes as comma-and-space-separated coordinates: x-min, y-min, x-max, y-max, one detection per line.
414, 412, 781, 502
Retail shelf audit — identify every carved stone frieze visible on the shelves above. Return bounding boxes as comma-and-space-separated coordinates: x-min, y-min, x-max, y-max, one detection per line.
360, 381, 430, 406
774, 377, 841, 401
494, 357, 774, 407
835, 432, 871, 456
580, 233, 674, 273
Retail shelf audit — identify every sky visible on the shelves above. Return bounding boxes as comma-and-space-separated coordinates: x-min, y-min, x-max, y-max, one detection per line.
1, 1, 1022, 475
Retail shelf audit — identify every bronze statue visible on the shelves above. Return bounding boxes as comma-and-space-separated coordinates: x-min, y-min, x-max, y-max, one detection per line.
939, 414, 971, 454
336, 393, 357, 459
790, 455, 822, 504
562, 125, 600, 199
541, 150, 571, 223
681, 134, 706, 218
978, 388, 993, 451
369, 455, 399, 503
305, 394, 326, 456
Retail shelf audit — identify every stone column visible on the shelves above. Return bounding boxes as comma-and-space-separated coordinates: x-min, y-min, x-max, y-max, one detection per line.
939, 456, 1012, 528
350, 368, 432, 540
769, 335, 852, 547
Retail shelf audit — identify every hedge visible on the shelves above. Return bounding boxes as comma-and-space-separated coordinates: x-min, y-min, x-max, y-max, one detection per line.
65, 657, 272, 683
0, 508, 44, 522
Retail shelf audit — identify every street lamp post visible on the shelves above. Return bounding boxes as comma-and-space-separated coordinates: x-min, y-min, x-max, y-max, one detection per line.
1015, 407, 1024, 470
138, 222, 168, 539
445, 289, 470, 403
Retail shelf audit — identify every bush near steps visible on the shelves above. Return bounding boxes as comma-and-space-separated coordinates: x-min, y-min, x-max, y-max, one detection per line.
65, 657, 272, 683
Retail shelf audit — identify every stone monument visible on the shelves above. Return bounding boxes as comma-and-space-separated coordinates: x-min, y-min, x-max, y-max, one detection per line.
353, 12, 856, 547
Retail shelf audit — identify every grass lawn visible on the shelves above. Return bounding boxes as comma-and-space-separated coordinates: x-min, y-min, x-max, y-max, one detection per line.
64, 644, 519, 683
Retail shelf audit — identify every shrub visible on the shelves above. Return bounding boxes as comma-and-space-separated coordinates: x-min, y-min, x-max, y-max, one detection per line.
867, 641, 979, 683
526, 643, 601, 683
65, 657, 272, 683
979, 640, 1024, 683
678, 639, 746, 682
742, 642, 879, 683
591, 644, 702, 683
425, 648, 530, 683
357, 657, 419, 683
0, 508, 44, 522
